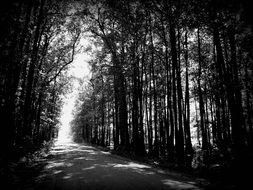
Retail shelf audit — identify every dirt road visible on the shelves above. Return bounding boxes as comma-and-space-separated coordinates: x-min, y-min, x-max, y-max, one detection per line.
32, 142, 206, 190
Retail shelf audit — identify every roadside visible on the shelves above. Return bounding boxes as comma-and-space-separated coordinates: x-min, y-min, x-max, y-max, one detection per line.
92, 143, 238, 189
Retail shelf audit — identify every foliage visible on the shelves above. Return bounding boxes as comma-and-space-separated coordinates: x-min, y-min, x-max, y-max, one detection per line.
0, 0, 82, 162
70, 0, 253, 175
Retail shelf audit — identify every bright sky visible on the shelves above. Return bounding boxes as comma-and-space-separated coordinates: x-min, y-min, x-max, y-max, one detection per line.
57, 38, 92, 144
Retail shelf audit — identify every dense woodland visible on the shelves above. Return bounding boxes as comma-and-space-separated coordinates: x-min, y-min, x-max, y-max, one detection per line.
0, 0, 80, 162
72, 0, 253, 170
1, 0, 253, 183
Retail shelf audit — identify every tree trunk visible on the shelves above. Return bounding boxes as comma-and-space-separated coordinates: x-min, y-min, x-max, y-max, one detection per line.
227, 25, 246, 161
149, 20, 159, 156
197, 27, 208, 157
23, 0, 46, 143
184, 30, 193, 167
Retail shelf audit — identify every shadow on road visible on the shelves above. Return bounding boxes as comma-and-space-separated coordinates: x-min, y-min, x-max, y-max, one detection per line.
32, 142, 206, 190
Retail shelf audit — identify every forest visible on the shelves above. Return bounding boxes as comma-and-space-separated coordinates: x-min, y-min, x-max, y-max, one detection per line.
1, 0, 253, 187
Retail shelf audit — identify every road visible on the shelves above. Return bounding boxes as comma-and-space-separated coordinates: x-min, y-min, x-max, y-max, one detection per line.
33, 142, 206, 190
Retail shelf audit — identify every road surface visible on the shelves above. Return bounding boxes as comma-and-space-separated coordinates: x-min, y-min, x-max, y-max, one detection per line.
32, 142, 206, 190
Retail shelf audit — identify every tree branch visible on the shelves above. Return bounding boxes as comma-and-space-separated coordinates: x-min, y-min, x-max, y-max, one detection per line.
43, 32, 81, 86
